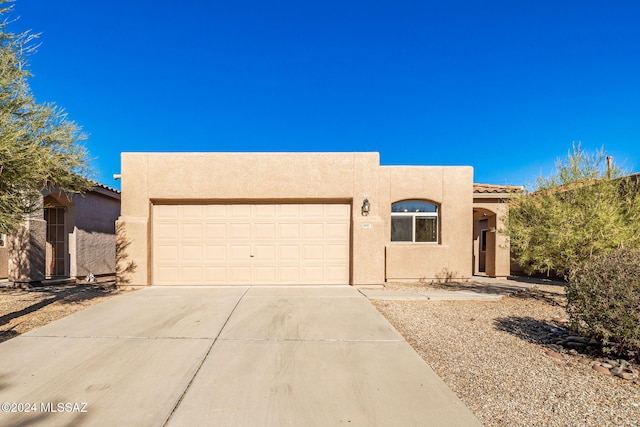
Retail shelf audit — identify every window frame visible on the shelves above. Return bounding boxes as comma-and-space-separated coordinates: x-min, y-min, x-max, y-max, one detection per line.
391, 200, 439, 244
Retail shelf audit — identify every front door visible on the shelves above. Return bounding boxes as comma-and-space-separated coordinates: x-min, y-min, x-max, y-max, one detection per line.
45, 207, 66, 277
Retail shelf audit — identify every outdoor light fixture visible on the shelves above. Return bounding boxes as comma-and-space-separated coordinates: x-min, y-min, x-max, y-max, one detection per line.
361, 198, 370, 216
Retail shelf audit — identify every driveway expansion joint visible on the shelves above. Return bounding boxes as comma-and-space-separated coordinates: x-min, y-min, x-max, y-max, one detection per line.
162, 286, 250, 426
217, 337, 406, 343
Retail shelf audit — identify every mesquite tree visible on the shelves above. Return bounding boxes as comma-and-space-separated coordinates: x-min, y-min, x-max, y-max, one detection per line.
0, 0, 92, 233
505, 144, 640, 278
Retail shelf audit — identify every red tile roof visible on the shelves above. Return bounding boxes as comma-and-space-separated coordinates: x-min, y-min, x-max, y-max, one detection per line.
473, 183, 522, 194
91, 180, 120, 194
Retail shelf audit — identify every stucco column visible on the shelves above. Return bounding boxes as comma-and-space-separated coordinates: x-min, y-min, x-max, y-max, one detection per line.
492, 211, 511, 278
115, 218, 148, 286
118, 153, 150, 286
485, 213, 510, 279
351, 216, 385, 286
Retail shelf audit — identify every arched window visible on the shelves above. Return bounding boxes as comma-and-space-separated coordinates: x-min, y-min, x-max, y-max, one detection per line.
391, 200, 438, 243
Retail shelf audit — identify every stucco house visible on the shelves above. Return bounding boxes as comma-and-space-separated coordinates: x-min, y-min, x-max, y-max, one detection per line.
117, 152, 516, 287
0, 184, 121, 284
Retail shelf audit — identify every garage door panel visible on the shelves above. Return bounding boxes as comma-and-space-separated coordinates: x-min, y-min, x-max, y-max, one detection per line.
230, 266, 251, 282
301, 204, 320, 217
206, 245, 226, 260
279, 205, 300, 217
230, 245, 251, 260
276, 267, 297, 282
326, 223, 349, 239
278, 223, 300, 239
182, 205, 204, 218
302, 223, 323, 239
255, 205, 276, 217
326, 244, 349, 260
153, 203, 350, 285
279, 245, 300, 260
182, 224, 203, 239
156, 266, 179, 282
156, 223, 179, 239
254, 245, 276, 260
325, 204, 350, 217
230, 223, 251, 239
302, 245, 323, 260
155, 205, 179, 219
253, 266, 276, 283
327, 266, 349, 282
254, 223, 276, 239
182, 266, 204, 283
182, 245, 203, 261
206, 205, 227, 218
231, 205, 251, 217
301, 266, 324, 282
156, 245, 179, 261
205, 266, 227, 283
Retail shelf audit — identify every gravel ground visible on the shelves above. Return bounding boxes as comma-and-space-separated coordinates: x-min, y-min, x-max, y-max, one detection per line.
0, 282, 123, 344
373, 283, 640, 427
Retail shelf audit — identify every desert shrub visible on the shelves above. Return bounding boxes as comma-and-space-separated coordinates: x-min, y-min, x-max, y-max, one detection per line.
566, 248, 640, 360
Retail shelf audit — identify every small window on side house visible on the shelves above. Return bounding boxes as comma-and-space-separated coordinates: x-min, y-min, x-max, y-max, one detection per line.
391, 200, 438, 243
0, 234, 5, 247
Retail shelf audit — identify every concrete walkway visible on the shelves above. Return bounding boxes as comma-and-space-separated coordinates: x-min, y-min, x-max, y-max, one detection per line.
0, 285, 481, 426
361, 277, 536, 301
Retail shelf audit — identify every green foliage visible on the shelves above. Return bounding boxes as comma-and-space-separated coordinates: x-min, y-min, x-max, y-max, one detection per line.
505, 144, 640, 277
0, 0, 92, 233
566, 248, 640, 360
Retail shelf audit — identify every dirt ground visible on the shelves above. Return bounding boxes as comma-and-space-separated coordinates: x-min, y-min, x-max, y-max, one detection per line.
0, 282, 124, 344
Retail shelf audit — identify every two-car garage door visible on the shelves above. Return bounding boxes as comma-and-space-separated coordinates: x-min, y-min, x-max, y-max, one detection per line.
152, 204, 350, 285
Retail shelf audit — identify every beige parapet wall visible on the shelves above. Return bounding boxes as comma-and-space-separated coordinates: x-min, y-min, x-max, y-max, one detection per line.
117, 152, 475, 286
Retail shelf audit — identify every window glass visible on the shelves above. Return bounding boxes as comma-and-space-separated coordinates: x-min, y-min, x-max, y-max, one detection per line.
480, 229, 487, 252
391, 200, 439, 243
415, 217, 437, 242
391, 216, 413, 241
391, 201, 437, 213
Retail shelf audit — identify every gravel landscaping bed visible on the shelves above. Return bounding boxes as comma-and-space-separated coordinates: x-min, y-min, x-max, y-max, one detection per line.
373, 283, 640, 427
0, 282, 123, 343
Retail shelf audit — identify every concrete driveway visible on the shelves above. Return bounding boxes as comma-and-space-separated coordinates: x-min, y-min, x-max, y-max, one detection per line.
0, 285, 481, 426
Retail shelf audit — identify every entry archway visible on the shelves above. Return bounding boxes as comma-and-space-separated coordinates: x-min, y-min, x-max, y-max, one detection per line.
472, 206, 510, 278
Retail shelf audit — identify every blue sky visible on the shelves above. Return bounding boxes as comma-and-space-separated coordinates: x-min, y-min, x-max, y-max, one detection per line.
9, 0, 640, 190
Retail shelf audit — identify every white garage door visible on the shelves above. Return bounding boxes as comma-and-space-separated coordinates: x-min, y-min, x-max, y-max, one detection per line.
152, 204, 350, 285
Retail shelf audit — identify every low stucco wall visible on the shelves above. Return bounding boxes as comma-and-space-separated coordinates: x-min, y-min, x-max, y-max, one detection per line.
8, 216, 46, 283
0, 245, 8, 279
72, 191, 121, 277
118, 152, 474, 286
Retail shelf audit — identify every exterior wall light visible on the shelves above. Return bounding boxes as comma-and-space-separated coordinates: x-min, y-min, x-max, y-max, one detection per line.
361, 198, 370, 216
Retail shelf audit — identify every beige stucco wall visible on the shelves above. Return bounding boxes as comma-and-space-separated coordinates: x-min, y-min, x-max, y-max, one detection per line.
72, 190, 121, 277
382, 166, 474, 281
0, 238, 8, 279
119, 152, 475, 286
8, 211, 46, 283
5, 187, 120, 284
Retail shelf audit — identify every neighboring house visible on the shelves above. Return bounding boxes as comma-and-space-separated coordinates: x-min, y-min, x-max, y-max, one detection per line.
117, 152, 517, 287
0, 184, 121, 284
